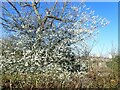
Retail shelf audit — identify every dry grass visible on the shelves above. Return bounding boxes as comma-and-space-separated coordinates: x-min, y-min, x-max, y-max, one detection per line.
0, 68, 119, 89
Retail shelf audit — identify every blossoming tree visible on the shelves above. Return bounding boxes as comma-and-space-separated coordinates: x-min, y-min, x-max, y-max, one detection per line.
0, 1, 109, 74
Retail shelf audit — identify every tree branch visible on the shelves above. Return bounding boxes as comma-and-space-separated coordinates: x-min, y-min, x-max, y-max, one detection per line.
60, 2, 68, 18
7, 0, 21, 17
46, 15, 74, 23
32, 2, 41, 21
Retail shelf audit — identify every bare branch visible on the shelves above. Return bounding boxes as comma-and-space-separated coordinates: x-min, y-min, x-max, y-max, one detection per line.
0, 17, 8, 23
60, 2, 68, 18
20, 4, 32, 7
7, 0, 21, 17
0, 22, 17, 32
32, 2, 41, 21
46, 15, 74, 23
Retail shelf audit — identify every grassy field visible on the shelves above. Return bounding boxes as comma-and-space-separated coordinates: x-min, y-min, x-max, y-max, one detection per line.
106, 58, 118, 73
0, 65, 119, 89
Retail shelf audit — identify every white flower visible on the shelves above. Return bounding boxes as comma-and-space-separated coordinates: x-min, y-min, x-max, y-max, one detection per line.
35, 62, 40, 66
86, 8, 90, 10
96, 53, 100, 57
87, 30, 93, 34
71, 6, 78, 11
59, 73, 64, 79
69, 15, 73, 19
25, 62, 28, 66
17, 41, 22, 45
58, 67, 62, 71
109, 54, 112, 59
74, 29, 83, 34
21, 24, 25, 28
26, 50, 32, 53
44, 62, 47, 65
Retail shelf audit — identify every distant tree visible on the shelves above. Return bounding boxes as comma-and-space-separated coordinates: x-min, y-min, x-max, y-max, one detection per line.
0, 0, 109, 74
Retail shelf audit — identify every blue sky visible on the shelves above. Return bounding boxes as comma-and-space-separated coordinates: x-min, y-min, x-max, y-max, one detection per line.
0, 2, 118, 56
85, 2, 118, 56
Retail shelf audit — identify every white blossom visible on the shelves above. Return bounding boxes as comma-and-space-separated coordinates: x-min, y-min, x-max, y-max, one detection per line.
71, 6, 78, 11
25, 62, 28, 66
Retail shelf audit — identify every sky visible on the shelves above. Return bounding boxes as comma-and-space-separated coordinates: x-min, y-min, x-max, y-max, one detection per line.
0, 2, 118, 57
85, 2, 118, 56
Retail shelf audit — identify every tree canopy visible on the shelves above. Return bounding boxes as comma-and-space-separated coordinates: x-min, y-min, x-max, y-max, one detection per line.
0, 1, 109, 74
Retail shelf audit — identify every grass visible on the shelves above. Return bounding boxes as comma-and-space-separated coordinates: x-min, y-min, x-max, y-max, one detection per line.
0, 68, 119, 89
106, 60, 118, 72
